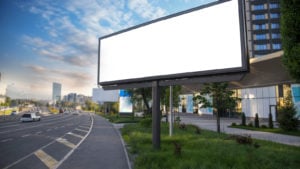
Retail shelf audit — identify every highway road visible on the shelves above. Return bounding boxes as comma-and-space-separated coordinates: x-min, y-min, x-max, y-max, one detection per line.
0, 112, 93, 169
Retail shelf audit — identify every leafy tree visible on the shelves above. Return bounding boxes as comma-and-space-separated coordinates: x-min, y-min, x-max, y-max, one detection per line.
128, 86, 182, 115
193, 82, 240, 133
127, 88, 152, 114
280, 0, 300, 81
160, 85, 182, 112
277, 91, 299, 131
5, 96, 11, 107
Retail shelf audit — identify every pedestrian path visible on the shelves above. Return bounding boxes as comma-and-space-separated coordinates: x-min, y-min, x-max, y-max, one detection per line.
180, 114, 300, 146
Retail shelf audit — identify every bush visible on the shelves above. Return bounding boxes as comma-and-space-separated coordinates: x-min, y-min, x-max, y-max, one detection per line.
261, 125, 267, 128
231, 122, 237, 126
278, 92, 299, 131
139, 118, 152, 128
241, 113, 246, 126
269, 113, 274, 129
178, 123, 187, 130
255, 113, 259, 128
248, 122, 253, 127
278, 106, 299, 131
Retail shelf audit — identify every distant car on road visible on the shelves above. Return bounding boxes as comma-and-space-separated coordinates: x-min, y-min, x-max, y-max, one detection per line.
11, 110, 18, 116
20, 112, 41, 122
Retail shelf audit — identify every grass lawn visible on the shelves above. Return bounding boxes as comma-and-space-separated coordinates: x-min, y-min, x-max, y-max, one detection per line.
230, 125, 300, 137
101, 113, 144, 123
121, 121, 300, 169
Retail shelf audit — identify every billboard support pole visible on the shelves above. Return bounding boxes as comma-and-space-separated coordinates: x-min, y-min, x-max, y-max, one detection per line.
152, 81, 160, 149
169, 85, 173, 136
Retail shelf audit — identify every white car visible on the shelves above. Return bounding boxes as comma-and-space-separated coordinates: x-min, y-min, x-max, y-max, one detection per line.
20, 112, 41, 122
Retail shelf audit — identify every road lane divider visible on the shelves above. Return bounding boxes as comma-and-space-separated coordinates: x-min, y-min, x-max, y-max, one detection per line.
55, 113, 94, 169
74, 128, 88, 133
3, 113, 93, 169
1, 138, 13, 143
56, 138, 76, 149
34, 149, 58, 169
67, 132, 84, 139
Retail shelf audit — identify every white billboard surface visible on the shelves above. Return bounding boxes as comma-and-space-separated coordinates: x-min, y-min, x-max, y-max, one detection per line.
92, 88, 119, 102
99, 0, 246, 85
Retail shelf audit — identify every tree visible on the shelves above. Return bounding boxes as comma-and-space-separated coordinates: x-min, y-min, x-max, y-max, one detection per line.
5, 96, 11, 107
127, 88, 152, 114
193, 82, 240, 133
160, 85, 182, 112
277, 90, 299, 131
280, 0, 300, 81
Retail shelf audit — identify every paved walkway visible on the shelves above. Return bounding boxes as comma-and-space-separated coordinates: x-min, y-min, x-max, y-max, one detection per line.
179, 114, 300, 146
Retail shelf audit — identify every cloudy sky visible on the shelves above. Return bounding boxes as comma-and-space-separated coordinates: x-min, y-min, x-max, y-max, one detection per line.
0, 0, 214, 100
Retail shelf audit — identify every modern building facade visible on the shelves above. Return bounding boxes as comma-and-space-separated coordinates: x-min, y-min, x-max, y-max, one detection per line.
245, 0, 281, 58
52, 82, 62, 103
180, 0, 300, 119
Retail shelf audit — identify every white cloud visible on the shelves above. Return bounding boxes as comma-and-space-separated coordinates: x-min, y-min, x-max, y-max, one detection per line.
128, 0, 166, 20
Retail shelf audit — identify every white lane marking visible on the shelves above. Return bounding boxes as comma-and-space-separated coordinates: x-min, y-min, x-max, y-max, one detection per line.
35, 131, 42, 135
67, 132, 84, 139
56, 138, 76, 149
1, 138, 13, 142
74, 128, 88, 133
55, 114, 94, 169
21, 134, 31, 138
34, 149, 58, 169
0, 115, 75, 134
78, 125, 89, 129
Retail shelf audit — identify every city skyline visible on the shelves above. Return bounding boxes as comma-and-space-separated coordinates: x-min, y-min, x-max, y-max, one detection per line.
0, 0, 215, 99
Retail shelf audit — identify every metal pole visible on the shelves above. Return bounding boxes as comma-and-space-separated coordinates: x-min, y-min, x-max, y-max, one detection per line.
152, 81, 160, 149
169, 86, 173, 136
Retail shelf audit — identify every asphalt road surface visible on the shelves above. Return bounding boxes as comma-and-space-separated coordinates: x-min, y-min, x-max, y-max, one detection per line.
0, 112, 129, 169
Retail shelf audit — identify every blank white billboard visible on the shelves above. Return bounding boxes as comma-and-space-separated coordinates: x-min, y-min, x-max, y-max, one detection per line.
99, 0, 247, 86
92, 88, 119, 102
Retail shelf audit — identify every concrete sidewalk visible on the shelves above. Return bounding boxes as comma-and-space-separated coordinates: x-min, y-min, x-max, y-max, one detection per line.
180, 114, 300, 146
58, 114, 130, 169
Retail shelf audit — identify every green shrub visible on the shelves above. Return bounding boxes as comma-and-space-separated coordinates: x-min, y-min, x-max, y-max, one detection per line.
139, 118, 152, 128
278, 92, 299, 131
241, 113, 246, 126
278, 106, 299, 131
255, 113, 259, 128
231, 122, 237, 126
248, 122, 253, 127
261, 125, 267, 128
269, 113, 274, 129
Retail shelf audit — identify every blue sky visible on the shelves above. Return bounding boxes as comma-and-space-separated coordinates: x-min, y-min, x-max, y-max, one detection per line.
0, 0, 214, 99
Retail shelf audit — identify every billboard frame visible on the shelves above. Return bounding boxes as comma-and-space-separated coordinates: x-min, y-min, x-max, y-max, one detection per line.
98, 0, 248, 88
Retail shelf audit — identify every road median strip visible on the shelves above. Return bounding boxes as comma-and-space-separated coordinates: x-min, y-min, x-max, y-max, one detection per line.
34, 149, 58, 169
56, 138, 76, 149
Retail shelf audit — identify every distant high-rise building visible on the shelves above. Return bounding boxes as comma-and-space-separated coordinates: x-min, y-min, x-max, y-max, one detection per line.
52, 82, 62, 103
245, 0, 281, 58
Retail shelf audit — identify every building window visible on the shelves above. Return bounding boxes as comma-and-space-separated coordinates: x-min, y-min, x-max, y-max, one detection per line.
255, 44, 268, 50
253, 4, 264, 10
254, 24, 266, 30
271, 33, 281, 39
254, 14, 265, 20
272, 43, 281, 49
270, 3, 279, 9
271, 23, 280, 29
255, 34, 267, 40
270, 13, 280, 19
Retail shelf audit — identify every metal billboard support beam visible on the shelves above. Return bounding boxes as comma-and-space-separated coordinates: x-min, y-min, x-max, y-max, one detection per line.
169, 86, 173, 136
152, 81, 160, 149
